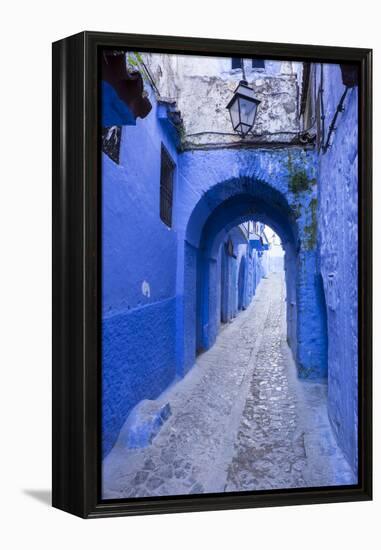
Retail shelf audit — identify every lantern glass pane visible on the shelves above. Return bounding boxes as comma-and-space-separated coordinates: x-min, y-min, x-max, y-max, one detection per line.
229, 97, 240, 130
238, 97, 257, 127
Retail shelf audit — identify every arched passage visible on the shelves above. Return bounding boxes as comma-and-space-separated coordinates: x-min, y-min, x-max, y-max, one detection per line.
194, 193, 297, 356
182, 176, 327, 380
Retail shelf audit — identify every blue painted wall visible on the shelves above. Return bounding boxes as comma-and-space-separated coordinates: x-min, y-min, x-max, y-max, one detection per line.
102, 87, 180, 457
103, 298, 176, 456
215, 227, 258, 332
102, 81, 136, 126
316, 64, 359, 475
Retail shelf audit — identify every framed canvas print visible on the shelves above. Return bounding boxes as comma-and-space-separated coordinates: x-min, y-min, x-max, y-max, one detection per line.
52, 31, 372, 518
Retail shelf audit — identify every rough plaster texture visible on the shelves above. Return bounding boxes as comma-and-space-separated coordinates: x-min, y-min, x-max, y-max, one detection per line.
140, 52, 301, 147
102, 297, 177, 457
317, 64, 358, 473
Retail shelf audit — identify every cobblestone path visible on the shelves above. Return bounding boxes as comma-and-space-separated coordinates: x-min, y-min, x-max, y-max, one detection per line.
103, 273, 356, 499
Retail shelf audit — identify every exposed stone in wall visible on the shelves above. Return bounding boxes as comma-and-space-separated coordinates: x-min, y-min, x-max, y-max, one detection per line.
176, 73, 300, 148
139, 52, 179, 99
141, 53, 302, 148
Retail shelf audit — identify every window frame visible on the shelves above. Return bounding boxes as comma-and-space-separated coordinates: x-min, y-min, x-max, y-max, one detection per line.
251, 58, 265, 70
159, 143, 176, 228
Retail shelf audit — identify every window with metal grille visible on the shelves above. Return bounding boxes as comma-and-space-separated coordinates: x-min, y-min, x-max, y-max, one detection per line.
231, 57, 242, 70
252, 59, 265, 69
160, 144, 175, 228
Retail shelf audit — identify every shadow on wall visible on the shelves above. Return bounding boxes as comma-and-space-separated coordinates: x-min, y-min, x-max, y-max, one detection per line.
238, 254, 247, 311
316, 273, 328, 376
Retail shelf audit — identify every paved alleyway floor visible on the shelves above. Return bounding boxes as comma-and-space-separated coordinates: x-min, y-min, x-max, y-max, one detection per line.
103, 273, 356, 499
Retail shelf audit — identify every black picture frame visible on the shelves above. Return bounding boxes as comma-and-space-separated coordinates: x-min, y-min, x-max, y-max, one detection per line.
52, 31, 372, 519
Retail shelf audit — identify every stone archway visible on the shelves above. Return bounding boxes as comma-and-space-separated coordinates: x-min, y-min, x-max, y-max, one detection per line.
186, 186, 297, 365
181, 170, 327, 380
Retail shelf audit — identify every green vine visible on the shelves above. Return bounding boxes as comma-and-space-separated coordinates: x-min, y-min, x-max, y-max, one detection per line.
286, 151, 316, 195
304, 197, 318, 250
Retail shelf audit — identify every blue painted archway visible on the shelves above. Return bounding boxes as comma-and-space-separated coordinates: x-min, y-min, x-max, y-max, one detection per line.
181, 173, 327, 380
183, 177, 299, 368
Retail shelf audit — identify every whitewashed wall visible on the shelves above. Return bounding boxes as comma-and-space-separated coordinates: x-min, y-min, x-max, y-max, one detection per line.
137, 52, 302, 147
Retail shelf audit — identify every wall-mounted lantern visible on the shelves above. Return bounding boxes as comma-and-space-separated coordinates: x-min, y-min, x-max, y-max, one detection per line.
226, 80, 261, 137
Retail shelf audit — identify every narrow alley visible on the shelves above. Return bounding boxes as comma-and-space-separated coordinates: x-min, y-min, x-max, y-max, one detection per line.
103, 273, 355, 499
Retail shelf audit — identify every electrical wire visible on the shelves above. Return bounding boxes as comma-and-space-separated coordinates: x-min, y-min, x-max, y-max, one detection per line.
320, 63, 326, 146
184, 120, 317, 141
322, 86, 350, 152
181, 141, 314, 152
140, 59, 161, 97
